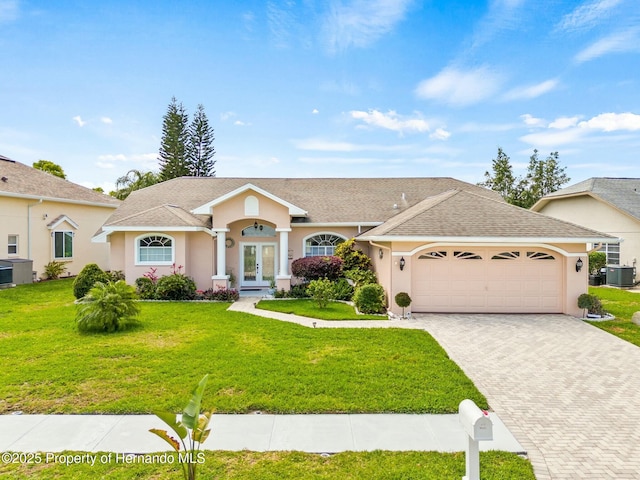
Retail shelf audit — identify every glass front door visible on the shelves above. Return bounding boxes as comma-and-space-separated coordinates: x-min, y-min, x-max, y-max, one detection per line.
241, 243, 276, 287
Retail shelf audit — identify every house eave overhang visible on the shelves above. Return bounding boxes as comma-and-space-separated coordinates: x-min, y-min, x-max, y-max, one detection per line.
292, 222, 383, 228
356, 235, 619, 244
191, 183, 308, 216
92, 225, 214, 243
0, 191, 120, 208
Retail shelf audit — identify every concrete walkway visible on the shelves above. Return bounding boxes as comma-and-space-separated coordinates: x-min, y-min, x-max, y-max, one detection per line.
0, 413, 523, 454
420, 313, 640, 480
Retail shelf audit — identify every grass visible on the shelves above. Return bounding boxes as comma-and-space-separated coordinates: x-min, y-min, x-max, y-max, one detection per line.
0, 450, 535, 479
588, 286, 640, 347
256, 298, 386, 320
0, 279, 486, 414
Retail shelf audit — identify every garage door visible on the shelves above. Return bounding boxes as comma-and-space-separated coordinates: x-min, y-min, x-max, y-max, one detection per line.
411, 248, 563, 313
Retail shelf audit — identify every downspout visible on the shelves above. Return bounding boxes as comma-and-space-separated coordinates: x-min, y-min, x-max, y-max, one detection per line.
27, 199, 43, 259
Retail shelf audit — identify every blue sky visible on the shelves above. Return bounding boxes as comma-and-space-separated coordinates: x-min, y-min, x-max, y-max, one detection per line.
1, 0, 639, 192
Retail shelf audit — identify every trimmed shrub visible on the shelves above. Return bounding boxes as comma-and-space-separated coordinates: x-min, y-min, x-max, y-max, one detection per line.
395, 292, 412, 317
334, 238, 372, 272
76, 280, 140, 333
203, 286, 240, 302
289, 283, 311, 298
333, 278, 354, 301
344, 269, 377, 287
578, 293, 604, 316
291, 256, 343, 281
135, 277, 157, 300
107, 270, 126, 282
73, 263, 110, 299
155, 273, 197, 300
588, 251, 607, 274
307, 278, 336, 309
353, 283, 386, 314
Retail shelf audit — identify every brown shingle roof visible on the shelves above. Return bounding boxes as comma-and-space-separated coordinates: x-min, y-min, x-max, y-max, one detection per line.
108, 204, 211, 228
0, 156, 121, 207
360, 189, 615, 240
104, 176, 503, 227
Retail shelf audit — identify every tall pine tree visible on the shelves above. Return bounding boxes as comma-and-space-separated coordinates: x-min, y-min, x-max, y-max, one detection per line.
187, 104, 216, 177
158, 97, 190, 181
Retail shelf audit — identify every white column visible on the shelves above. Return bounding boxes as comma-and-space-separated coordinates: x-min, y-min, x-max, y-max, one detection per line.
276, 228, 291, 278
213, 229, 229, 279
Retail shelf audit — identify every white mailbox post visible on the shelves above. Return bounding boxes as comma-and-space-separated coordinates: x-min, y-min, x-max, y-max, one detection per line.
459, 399, 493, 480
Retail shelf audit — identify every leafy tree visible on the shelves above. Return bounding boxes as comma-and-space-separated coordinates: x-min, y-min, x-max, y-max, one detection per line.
478, 148, 516, 201
187, 104, 216, 177
33, 159, 66, 179
158, 97, 190, 181
112, 169, 161, 200
479, 148, 570, 209
522, 150, 569, 208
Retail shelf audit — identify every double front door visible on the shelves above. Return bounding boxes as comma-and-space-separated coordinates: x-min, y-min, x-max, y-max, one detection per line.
241, 243, 276, 287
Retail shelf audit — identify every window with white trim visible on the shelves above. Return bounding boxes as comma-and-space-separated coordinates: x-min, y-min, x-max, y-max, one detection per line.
597, 243, 620, 265
8, 235, 18, 255
138, 235, 173, 264
305, 234, 346, 257
53, 231, 73, 259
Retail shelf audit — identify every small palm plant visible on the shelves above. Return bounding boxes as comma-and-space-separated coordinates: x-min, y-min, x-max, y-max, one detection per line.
150, 375, 212, 480
75, 280, 140, 333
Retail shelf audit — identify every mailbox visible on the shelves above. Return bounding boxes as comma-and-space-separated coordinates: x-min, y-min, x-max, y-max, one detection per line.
459, 399, 493, 441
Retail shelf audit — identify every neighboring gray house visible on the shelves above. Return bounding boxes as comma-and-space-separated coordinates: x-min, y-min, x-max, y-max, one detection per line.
532, 178, 640, 271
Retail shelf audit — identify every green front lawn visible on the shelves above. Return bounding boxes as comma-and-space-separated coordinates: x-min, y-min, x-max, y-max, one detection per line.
0, 280, 486, 414
588, 286, 640, 347
256, 299, 386, 320
0, 450, 535, 479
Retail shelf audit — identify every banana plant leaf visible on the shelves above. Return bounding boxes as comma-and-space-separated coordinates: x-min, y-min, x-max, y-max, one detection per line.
182, 374, 209, 430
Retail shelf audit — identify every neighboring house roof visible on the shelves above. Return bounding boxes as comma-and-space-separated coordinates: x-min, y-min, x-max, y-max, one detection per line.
0, 155, 121, 207
102, 177, 504, 228
359, 189, 615, 243
532, 177, 640, 222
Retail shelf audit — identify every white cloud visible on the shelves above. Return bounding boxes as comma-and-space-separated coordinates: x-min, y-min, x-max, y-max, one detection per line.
267, 0, 298, 48
0, 0, 19, 23
574, 27, 640, 63
520, 112, 640, 147
98, 154, 127, 162
101, 117, 113, 124
312, 109, 319, 114
503, 79, 559, 101
578, 112, 640, 131
557, 0, 622, 32
96, 161, 115, 169
429, 128, 451, 140
520, 114, 546, 127
520, 128, 587, 147
220, 111, 236, 121
415, 66, 504, 106
349, 109, 430, 134
234, 120, 251, 126
549, 116, 581, 129
323, 0, 413, 54
320, 79, 360, 95
72, 115, 86, 127
292, 138, 413, 152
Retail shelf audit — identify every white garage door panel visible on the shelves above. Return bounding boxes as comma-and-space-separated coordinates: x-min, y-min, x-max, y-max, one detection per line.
412, 248, 563, 313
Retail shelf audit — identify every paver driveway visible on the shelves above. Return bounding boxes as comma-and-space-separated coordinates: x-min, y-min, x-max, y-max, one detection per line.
421, 313, 640, 480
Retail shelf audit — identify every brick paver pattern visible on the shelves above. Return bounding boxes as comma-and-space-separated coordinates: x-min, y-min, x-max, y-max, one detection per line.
421, 314, 640, 480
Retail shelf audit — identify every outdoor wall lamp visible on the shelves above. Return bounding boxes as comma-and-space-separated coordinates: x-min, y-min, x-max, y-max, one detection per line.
399, 256, 406, 271
576, 257, 584, 272
379, 248, 384, 259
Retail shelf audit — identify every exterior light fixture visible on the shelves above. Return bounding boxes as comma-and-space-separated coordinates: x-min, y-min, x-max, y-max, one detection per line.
254, 221, 258, 229
379, 248, 384, 259
399, 256, 406, 271
576, 257, 583, 272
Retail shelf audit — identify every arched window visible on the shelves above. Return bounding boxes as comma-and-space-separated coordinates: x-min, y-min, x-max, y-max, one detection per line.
304, 233, 346, 257
137, 234, 174, 264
